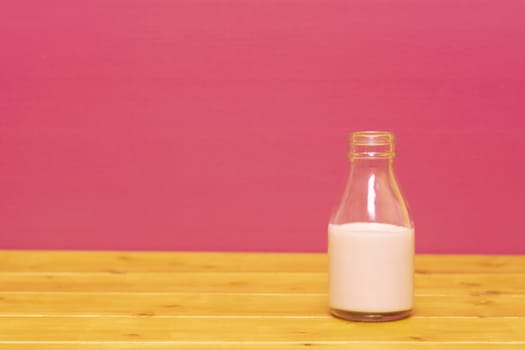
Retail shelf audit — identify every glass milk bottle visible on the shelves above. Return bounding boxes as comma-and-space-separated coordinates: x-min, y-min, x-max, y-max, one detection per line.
329, 131, 414, 322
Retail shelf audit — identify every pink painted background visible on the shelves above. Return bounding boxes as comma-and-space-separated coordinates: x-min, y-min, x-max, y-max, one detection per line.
1, 0, 524, 253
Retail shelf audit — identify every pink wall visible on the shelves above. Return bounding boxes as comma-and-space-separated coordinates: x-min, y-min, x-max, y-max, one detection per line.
1, 0, 524, 253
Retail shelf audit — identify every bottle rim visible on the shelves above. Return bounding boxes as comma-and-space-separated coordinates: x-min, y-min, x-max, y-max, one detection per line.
349, 131, 395, 159
350, 131, 394, 145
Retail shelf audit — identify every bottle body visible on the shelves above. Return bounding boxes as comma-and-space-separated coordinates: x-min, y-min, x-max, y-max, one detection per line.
329, 131, 414, 322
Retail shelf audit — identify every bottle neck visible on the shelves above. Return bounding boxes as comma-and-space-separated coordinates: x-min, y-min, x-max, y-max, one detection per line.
330, 130, 411, 227
350, 157, 394, 169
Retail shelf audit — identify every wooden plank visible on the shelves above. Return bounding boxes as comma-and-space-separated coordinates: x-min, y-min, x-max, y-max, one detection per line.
0, 344, 524, 350
0, 272, 320, 293
0, 317, 523, 342
415, 273, 525, 295
0, 272, 523, 295
415, 255, 525, 274
1, 292, 524, 317
0, 251, 325, 273
1, 251, 524, 273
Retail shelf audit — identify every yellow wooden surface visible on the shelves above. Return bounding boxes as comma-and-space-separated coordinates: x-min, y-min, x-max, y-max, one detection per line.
0, 251, 523, 349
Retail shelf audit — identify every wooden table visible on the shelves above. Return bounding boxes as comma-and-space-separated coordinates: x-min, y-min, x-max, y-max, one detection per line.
0, 251, 523, 349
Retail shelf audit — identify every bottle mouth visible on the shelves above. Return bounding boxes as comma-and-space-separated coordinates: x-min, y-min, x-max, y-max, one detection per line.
349, 131, 395, 159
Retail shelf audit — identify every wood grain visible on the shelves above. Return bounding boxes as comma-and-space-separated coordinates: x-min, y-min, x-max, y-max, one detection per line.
1, 251, 524, 273
0, 316, 524, 342
0, 344, 524, 350
0, 251, 523, 349
0, 272, 523, 295
1, 293, 525, 317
